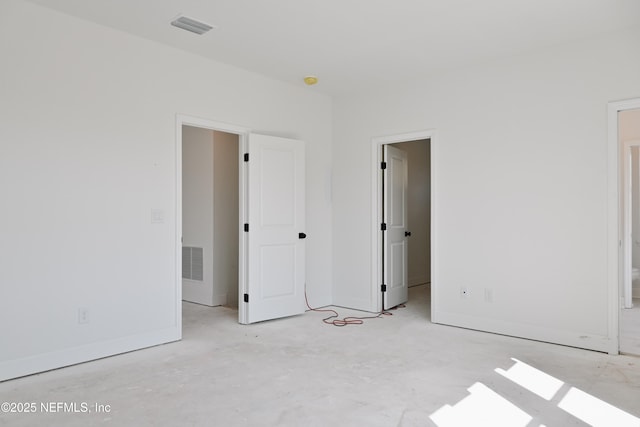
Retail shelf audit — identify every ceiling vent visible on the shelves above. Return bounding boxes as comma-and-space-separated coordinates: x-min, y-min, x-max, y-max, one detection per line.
171, 16, 214, 35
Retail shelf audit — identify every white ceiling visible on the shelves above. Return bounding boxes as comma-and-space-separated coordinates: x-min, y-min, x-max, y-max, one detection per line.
25, 0, 640, 96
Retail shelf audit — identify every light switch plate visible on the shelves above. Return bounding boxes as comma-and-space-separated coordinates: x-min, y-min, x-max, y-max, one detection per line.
151, 208, 165, 224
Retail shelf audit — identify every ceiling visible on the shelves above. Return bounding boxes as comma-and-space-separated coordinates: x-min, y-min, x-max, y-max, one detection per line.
25, 0, 640, 96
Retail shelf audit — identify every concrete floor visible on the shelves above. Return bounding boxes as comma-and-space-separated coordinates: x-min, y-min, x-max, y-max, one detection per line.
1, 285, 639, 426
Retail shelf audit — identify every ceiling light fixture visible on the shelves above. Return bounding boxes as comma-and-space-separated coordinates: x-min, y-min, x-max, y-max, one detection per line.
170, 16, 214, 35
303, 76, 319, 86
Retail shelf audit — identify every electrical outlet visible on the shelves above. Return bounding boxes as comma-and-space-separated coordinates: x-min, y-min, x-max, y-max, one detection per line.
484, 288, 493, 303
460, 287, 470, 298
78, 308, 89, 324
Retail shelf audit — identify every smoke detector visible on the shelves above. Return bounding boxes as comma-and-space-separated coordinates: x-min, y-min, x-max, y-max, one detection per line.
304, 76, 319, 86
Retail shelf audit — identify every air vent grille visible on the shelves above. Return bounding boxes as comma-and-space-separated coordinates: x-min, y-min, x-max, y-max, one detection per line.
182, 246, 204, 281
171, 16, 214, 35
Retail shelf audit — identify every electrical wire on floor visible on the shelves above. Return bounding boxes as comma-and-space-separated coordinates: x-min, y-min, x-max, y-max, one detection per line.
304, 291, 404, 327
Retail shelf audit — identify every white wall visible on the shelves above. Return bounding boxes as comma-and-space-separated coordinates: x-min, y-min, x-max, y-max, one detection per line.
182, 126, 216, 306
394, 140, 431, 286
332, 26, 640, 351
212, 131, 239, 308
0, 0, 332, 381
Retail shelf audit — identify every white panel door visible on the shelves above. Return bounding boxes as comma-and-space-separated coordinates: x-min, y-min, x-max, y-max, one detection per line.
241, 134, 305, 324
384, 145, 409, 309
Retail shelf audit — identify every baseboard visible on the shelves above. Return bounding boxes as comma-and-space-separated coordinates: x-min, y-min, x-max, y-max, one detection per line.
0, 327, 180, 382
305, 293, 332, 309
408, 275, 430, 287
432, 311, 611, 353
211, 292, 228, 307
620, 335, 640, 356
332, 295, 377, 313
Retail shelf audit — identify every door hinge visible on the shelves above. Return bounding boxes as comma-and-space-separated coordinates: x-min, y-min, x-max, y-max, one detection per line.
381, 223, 387, 231
244, 223, 249, 232
244, 153, 249, 162
381, 284, 387, 292
244, 293, 249, 303
298, 232, 307, 239
381, 161, 387, 170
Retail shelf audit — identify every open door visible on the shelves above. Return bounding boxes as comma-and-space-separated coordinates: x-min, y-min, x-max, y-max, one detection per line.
383, 144, 409, 309
240, 134, 306, 324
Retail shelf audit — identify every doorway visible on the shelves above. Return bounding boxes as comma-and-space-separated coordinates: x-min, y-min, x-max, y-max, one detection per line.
182, 125, 240, 309
175, 116, 248, 333
393, 140, 432, 289
371, 130, 436, 316
175, 115, 307, 328
618, 106, 640, 355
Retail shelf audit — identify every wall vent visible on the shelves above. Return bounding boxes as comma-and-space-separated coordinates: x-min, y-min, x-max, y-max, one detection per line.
171, 16, 215, 35
182, 246, 204, 281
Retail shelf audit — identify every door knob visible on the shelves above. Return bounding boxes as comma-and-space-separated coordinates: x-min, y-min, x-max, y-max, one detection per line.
405, 231, 411, 237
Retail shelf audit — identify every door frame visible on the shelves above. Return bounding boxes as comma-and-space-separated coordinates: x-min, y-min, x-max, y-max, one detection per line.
608, 97, 640, 354
371, 130, 437, 315
176, 114, 249, 330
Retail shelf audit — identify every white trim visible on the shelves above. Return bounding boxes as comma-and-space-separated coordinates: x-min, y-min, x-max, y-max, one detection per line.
607, 97, 640, 355
175, 120, 183, 334
434, 312, 611, 353
371, 130, 437, 314
177, 114, 250, 136
0, 327, 179, 382
408, 274, 430, 287
239, 133, 249, 324
175, 115, 250, 325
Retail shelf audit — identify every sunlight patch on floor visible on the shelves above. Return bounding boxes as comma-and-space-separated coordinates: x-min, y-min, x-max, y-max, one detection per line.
429, 382, 532, 427
495, 358, 563, 400
430, 358, 640, 427
558, 387, 640, 427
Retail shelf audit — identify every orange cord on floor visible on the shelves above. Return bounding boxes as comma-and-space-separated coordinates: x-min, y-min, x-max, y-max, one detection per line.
304, 292, 403, 327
